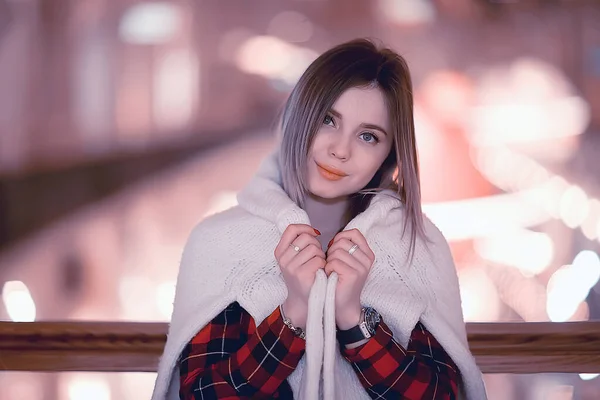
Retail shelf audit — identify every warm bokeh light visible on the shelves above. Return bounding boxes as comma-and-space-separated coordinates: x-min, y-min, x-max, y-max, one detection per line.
459, 267, 501, 322
470, 58, 590, 150
546, 251, 600, 322
2, 281, 36, 322
423, 192, 549, 241
474, 229, 554, 276
581, 199, 600, 240
119, 3, 181, 45
559, 185, 590, 229
153, 48, 199, 131
377, 0, 436, 25
156, 281, 176, 320
203, 190, 239, 218
235, 35, 317, 85
579, 373, 600, 381
64, 375, 111, 400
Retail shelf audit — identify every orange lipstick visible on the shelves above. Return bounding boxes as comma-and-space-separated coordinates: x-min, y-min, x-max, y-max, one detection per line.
316, 162, 348, 181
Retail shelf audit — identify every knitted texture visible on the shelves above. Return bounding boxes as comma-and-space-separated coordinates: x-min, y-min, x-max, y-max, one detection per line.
151, 149, 487, 400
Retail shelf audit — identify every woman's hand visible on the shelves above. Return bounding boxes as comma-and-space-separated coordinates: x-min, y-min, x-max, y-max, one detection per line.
274, 224, 326, 329
325, 228, 375, 330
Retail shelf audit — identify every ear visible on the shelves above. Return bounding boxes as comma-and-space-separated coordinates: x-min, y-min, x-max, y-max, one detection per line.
392, 165, 400, 183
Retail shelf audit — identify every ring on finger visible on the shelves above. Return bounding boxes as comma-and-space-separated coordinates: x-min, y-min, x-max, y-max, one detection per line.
348, 243, 359, 256
290, 243, 301, 253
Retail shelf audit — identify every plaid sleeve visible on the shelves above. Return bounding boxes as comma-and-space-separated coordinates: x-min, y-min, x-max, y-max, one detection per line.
341, 320, 460, 400
179, 302, 305, 399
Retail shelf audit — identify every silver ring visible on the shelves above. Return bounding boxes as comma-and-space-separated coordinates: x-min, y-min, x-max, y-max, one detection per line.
348, 244, 359, 256
290, 243, 301, 253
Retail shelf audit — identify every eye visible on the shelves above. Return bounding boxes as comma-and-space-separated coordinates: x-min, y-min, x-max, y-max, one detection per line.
323, 114, 335, 127
360, 132, 379, 144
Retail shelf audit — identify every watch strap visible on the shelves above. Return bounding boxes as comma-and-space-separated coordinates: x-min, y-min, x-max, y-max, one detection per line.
337, 308, 370, 345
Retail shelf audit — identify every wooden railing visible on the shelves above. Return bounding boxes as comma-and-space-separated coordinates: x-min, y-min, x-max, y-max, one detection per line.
1, 321, 599, 374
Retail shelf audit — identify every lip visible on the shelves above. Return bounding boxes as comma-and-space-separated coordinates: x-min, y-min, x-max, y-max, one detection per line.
315, 161, 348, 181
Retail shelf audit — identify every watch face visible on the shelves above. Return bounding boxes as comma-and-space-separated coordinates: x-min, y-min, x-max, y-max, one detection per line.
364, 307, 381, 336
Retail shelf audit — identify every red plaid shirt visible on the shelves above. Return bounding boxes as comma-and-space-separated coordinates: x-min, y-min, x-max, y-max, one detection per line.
179, 302, 460, 399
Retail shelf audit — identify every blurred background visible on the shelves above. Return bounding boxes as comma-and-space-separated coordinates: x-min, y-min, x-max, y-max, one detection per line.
1, 0, 600, 398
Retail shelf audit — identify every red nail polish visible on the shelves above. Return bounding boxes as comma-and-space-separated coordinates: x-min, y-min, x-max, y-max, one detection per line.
314, 228, 321, 235
328, 239, 333, 247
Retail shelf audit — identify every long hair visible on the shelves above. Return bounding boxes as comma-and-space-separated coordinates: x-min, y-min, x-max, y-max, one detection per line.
279, 38, 426, 258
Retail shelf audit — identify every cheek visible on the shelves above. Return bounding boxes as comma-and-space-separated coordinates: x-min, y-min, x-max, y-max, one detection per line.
357, 164, 382, 186
309, 132, 327, 153
358, 149, 390, 178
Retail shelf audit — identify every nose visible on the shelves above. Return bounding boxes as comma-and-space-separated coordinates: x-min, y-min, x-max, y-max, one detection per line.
329, 137, 350, 161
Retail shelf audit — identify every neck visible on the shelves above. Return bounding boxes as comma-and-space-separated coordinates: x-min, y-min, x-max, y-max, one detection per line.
304, 194, 349, 250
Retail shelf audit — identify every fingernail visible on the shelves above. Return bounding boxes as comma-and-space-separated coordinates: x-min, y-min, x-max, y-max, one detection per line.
314, 229, 321, 235
328, 239, 333, 247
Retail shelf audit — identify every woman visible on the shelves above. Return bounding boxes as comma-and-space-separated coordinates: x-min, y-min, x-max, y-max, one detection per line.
152, 39, 487, 399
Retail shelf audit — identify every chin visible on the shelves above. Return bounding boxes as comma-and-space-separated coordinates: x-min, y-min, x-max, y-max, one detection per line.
307, 183, 351, 201
311, 190, 340, 200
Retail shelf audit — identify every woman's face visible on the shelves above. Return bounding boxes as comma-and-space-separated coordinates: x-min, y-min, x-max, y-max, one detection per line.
307, 86, 393, 200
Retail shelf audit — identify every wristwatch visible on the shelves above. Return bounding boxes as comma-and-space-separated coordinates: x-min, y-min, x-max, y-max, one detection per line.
337, 307, 381, 345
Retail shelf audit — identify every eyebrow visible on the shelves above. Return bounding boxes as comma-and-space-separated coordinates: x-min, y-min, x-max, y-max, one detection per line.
329, 108, 389, 136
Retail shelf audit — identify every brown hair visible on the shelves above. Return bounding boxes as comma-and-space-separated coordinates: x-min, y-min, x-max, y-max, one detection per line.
279, 38, 426, 257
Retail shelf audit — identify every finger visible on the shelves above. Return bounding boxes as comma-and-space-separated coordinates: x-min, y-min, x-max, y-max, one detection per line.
327, 238, 372, 269
325, 259, 341, 276
332, 229, 375, 261
275, 224, 320, 260
279, 233, 324, 267
298, 257, 326, 282
276, 225, 319, 260
327, 248, 367, 275
326, 237, 352, 254
286, 243, 326, 273
302, 256, 326, 274
325, 259, 356, 278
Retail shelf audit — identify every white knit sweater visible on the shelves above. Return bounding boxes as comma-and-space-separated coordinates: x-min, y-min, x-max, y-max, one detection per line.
151, 150, 488, 400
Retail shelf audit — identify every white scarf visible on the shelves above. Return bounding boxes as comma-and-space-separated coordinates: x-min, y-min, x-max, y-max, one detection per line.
152, 150, 487, 400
